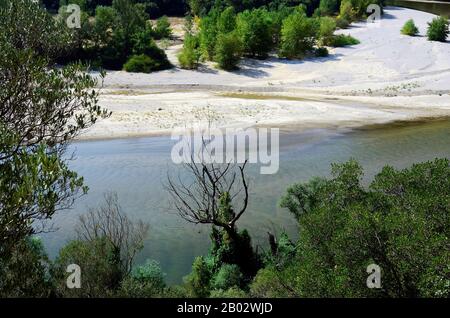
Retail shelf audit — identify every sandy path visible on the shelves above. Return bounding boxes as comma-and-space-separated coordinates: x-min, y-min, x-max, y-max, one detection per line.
81, 7, 450, 139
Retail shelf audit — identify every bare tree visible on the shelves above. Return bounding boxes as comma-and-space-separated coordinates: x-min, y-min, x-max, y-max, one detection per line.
76, 192, 149, 274
166, 151, 249, 238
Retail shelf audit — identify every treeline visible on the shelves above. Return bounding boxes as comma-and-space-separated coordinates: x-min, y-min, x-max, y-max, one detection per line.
43, 0, 189, 17
178, 0, 377, 70
55, 0, 173, 72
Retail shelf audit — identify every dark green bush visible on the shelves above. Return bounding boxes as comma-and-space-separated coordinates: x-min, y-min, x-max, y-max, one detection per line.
330, 34, 360, 47
124, 54, 168, 73
427, 16, 449, 42
401, 19, 419, 36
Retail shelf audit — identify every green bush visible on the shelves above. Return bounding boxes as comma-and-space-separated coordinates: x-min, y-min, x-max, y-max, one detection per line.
124, 54, 166, 73
214, 31, 243, 70
338, 0, 355, 22
119, 260, 166, 297
199, 10, 219, 61
330, 34, 360, 47
279, 9, 317, 59
315, 0, 340, 17
317, 16, 336, 46
212, 264, 244, 290
401, 19, 419, 36
427, 16, 449, 42
154, 15, 172, 39
178, 33, 201, 69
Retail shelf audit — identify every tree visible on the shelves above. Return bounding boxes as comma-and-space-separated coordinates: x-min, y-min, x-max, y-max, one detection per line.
236, 8, 273, 58
269, 158, 450, 297
76, 192, 149, 276
427, 16, 449, 42
178, 33, 201, 69
0, 0, 109, 266
214, 31, 243, 70
199, 10, 219, 60
279, 8, 317, 59
216, 6, 236, 34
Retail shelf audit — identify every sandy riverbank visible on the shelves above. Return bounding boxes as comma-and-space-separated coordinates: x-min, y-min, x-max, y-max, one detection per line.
80, 7, 450, 140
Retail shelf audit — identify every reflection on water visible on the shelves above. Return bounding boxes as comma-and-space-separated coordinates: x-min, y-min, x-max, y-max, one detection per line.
41, 119, 450, 284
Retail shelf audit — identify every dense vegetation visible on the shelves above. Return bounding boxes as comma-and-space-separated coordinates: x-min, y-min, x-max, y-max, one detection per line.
178, 0, 372, 70
2, 0, 450, 298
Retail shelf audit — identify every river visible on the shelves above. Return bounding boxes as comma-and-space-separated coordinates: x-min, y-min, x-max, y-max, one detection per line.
41, 119, 450, 284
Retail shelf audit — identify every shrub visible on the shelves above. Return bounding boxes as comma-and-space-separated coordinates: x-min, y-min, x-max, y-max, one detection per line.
335, 17, 350, 29
154, 15, 172, 39
119, 260, 166, 297
178, 33, 201, 69
212, 264, 244, 290
338, 0, 355, 22
279, 9, 317, 59
214, 32, 243, 70
315, 47, 329, 57
124, 54, 167, 73
427, 16, 449, 42
317, 16, 336, 46
330, 34, 360, 47
401, 19, 419, 36
315, 0, 340, 17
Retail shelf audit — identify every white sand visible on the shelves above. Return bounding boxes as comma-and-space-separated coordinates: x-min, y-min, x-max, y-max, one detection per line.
81, 7, 450, 139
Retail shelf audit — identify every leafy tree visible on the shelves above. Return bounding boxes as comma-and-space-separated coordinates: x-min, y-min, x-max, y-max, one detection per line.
178, 33, 201, 69
317, 16, 336, 46
427, 16, 449, 42
0, 0, 109, 273
267, 158, 450, 297
214, 31, 243, 69
52, 238, 123, 297
236, 8, 273, 58
199, 10, 219, 60
279, 8, 317, 59
217, 6, 236, 34
314, 0, 339, 17
401, 19, 419, 36
119, 260, 167, 297
0, 237, 53, 297
212, 264, 244, 290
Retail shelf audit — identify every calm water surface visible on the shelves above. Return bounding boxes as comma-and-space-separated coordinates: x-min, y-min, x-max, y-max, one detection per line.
41, 119, 450, 284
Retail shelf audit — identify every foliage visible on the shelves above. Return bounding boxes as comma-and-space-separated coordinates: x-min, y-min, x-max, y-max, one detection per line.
330, 34, 360, 47
119, 260, 166, 297
52, 238, 122, 297
427, 16, 449, 42
199, 10, 219, 60
124, 53, 169, 72
210, 286, 248, 298
279, 8, 317, 59
214, 31, 243, 70
401, 19, 419, 36
314, 0, 339, 17
178, 33, 201, 69
0, 0, 108, 268
317, 16, 336, 46
153, 15, 172, 39
236, 8, 274, 58
212, 264, 244, 290
273, 158, 450, 297
0, 237, 53, 297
